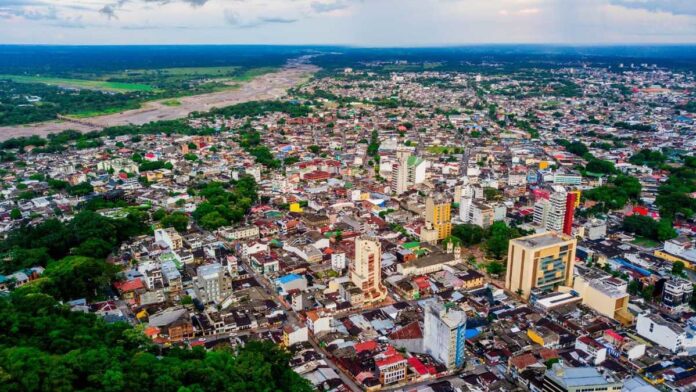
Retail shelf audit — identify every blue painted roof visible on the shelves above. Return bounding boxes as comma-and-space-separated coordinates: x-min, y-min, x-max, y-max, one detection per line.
278, 273, 302, 284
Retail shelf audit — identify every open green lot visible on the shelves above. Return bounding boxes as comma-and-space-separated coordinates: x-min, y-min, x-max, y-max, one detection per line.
161, 99, 182, 107
631, 236, 661, 248
0, 74, 155, 92
427, 145, 461, 154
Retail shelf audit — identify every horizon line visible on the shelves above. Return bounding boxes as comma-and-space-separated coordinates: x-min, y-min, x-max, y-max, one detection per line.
1, 43, 696, 48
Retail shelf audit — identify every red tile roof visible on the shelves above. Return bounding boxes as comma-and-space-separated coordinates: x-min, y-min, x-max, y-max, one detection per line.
389, 322, 423, 340
407, 357, 429, 375
509, 353, 538, 370
375, 353, 406, 368
354, 340, 378, 354
114, 278, 144, 293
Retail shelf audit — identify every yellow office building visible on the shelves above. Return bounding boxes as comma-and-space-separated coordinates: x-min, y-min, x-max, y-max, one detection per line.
425, 196, 452, 241
505, 232, 576, 299
573, 265, 634, 325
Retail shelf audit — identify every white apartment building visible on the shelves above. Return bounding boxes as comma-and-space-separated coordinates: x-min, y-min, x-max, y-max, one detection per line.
423, 301, 467, 369
636, 313, 696, 354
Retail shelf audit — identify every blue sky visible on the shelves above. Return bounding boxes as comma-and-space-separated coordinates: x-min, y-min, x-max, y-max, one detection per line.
0, 0, 695, 45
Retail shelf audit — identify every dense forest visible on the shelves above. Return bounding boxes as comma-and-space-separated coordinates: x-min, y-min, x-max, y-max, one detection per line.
192, 177, 259, 230
0, 80, 144, 126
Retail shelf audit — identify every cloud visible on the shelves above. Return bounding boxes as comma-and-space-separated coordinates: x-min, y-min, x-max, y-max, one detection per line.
50, 15, 85, 28
224, 9, 298, 28
0, 5, 57, 20
182, 0, 208, 6
99, 0, 210, 19
311, 0, 349, 13
99, 4, 118, 19
609, 0, 696, 16
499, 7, 541, 16
0, 0, 695, 45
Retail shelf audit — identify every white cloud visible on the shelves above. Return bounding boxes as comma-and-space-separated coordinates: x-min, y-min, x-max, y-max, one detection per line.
0, 0, 693, 44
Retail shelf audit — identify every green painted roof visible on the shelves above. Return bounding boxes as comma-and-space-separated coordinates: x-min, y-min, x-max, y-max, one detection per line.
584, 172, 605, 178
403, 241, 421, 249
265, 210, 283, 218
407, 156, 424, 167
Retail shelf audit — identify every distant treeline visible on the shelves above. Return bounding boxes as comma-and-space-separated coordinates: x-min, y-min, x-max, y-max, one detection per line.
0, 45, 299, 75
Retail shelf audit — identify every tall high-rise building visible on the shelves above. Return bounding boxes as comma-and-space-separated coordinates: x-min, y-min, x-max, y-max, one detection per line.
459, 184, 474, 223
423, 301, 467, 369
546, 192, 567, 232
506, 232, 577, 299
533, 189, 576, 235
391, 148, 426, 195
407, 156, 428, 185
391, 161, 409, 195
351, 236, 387, 304
391, 147, 411, 195
425, 196, 452, 241
562, 192, 577, 236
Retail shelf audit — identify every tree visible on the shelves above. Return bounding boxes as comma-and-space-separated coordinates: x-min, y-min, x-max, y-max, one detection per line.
181, 295, 193, 305
161, 212, 189, 233
641, 285, 654, 302
585, 159, 616, 174
68, 182, 94, 197
656, 219, 677, 241
452, 224, 485, 246
629, 149, 666, 168
486, 261, 504, 276
565, 141, 589, 157
199, 211, 228, 230
73, 238, 114, 258
308, 145, 320, 154
623, 215, 676, 242
1, 247, 52, 273
0, 293, 313, 392
612, 175, 641, 200
483, 187, 502, 201
485, 222, 515, 259
672, 261, 685, 277
152, 208, 167, 221
39, 256, 119, 301
627, 280, 640, 295
10, 208, 22, 220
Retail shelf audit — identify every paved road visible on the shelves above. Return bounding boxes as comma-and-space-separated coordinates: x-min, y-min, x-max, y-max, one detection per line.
0, 63, 317, 141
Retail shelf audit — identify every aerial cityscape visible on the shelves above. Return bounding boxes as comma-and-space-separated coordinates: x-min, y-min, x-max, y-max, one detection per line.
1, 1, 696, 392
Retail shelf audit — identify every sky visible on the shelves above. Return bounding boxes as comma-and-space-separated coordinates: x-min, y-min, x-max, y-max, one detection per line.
0, 0, 695, 46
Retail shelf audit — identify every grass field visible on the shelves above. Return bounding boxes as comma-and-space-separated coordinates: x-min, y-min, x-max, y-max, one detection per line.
146, 66, 240, 76
231, 67, 278, 82
426, 145, 459, 154
631, 236, 660, 248
67, 104, 142, 118
161, 99, 182, 107
0, 74, 155, 92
